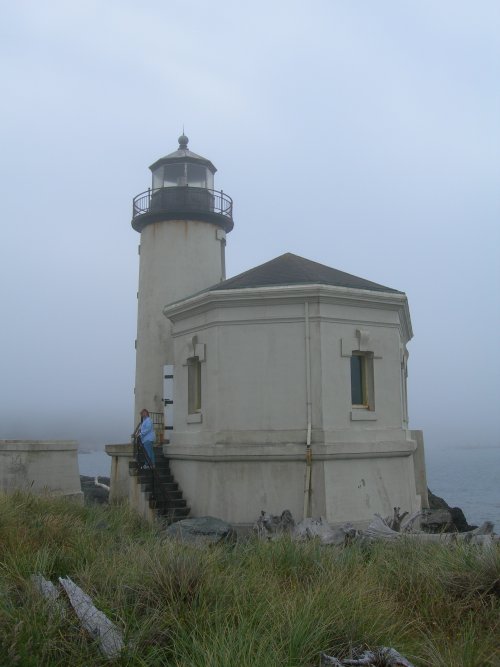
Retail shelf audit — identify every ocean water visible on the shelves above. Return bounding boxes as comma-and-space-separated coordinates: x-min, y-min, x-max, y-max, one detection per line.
78, 449, 111, 478
425, 445, 500, 529
78, 445, 500, 529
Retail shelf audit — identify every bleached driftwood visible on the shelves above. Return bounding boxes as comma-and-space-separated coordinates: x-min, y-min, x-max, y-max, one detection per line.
294, 517, 357, 545
401, 521, 496, 546
363, 514, 402, 541
386, 507, 409, 532
400, 510, 424, 533
31, 574, 66, 617
94, 476, 110, 492
59, 576, 124, 659
254, 510, 496, 548
254, 509, 295, 539
255, 512, 359, 545
457, 521, 495, 547
320, 646, 416, 666
461, 521, 494, 538
363, 515, 496, 547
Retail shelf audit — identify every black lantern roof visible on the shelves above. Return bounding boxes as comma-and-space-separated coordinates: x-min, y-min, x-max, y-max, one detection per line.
149, 134, 217, 174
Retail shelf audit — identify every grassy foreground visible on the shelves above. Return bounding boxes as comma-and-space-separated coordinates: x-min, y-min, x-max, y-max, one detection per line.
0, 493, 498, 666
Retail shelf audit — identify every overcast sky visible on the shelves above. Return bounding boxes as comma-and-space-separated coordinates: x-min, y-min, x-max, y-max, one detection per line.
1, 1, 499, 452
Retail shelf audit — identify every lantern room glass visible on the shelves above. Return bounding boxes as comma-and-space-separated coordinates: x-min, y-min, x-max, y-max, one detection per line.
152, 163, 214, 190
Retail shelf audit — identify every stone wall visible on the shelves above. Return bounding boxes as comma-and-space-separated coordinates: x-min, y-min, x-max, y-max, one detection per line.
0, 440, 83, 502
105, 443, 133, 502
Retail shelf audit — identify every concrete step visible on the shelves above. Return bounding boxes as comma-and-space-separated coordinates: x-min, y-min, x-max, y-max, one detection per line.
150, 498, 187, 510
142, 481, 177, 491
137, 471, 154, 482
149, 490, 184, 502
129, 452, 189, 523
129, 462, 155, 476
143, 484, 182, 498
161, 482, 179, 493
131, 469, 174, 485
159, 506, 190, 520
154, 460, 169, 468
159, 476, 175, 485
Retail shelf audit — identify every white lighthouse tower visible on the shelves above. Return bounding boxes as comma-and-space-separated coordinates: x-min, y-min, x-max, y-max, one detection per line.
132, 134, 234, 425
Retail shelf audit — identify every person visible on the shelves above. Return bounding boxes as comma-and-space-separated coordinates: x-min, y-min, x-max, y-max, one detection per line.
139, 408, 155, 465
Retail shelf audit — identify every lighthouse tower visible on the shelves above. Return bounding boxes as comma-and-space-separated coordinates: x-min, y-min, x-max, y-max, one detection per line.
131, 134, 234, 424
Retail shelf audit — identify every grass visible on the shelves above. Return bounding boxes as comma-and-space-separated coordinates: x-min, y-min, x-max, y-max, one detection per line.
0, 492, 498, 666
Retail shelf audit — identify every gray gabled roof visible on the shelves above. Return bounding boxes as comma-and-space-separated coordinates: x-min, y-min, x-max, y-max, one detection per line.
211, 253, 402, 294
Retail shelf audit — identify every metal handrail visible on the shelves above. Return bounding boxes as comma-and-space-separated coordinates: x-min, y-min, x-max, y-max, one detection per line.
132, 186, 233, 220
133, 427, 168, 506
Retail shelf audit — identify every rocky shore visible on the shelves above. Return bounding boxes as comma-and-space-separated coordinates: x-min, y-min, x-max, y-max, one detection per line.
426, 488, 477, 532
80, 475, 110, 504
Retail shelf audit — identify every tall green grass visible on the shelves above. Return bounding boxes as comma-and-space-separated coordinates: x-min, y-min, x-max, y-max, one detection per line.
0, 492, 498, 666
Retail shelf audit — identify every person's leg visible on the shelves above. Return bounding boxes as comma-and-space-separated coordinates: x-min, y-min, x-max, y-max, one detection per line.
136, 436, 146, 468
144, 440, 155, 466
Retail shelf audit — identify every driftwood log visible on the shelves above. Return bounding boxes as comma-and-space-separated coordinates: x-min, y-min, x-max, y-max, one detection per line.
59, 576, 124, 659
386, 507, 409, 532
255, 509, 497, 548
33, 574, 124, 659
31, 574, 66, 617
254, 509, 296, 538
321, 646, 416, 666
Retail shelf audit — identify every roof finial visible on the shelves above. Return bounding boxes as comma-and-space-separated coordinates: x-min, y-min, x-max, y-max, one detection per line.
178, 127, 188, 149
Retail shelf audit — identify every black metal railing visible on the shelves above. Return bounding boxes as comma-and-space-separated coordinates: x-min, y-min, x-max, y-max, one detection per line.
133, 413, 168, 505
132, 186, 233, 221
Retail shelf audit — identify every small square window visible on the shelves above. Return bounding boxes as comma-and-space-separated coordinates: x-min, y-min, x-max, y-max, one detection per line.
187, 356, 201, 414
350, 352, 374, 409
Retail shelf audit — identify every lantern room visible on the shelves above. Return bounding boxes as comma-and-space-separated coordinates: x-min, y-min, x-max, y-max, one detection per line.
150, 134, 215, 190
131, 134, 233, 233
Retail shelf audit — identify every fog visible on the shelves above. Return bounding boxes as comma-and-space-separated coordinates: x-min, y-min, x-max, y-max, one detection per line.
1, 1, 499, 452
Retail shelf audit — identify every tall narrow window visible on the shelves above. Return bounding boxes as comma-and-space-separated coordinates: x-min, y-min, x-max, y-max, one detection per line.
350, 352, 374, 409
187, 356, 201, 414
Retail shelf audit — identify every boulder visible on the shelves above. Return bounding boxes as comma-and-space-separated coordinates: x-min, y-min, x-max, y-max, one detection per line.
164, 516, 236, 545
427, 489, 476, 532
420, 508, 454, 533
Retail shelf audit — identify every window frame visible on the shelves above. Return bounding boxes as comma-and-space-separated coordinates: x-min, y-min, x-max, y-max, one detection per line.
187, 356, 202, 415
350, 351, 375, 411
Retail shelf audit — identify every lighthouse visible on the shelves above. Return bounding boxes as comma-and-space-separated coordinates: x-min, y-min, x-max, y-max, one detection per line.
106, 135, 428, 526
131, 134, 234, 425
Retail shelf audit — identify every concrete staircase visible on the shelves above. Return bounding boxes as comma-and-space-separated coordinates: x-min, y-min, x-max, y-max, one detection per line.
128, 445, 190, 523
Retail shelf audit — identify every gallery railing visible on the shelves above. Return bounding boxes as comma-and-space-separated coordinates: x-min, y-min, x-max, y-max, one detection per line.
132, 186, 233, 221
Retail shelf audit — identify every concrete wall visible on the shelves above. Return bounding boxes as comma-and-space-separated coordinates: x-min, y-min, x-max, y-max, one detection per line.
105, 443, 133, 502
128, 471, 155, 522
134, 218, 226, 425
106, 443, 159, 520
163, 284, 423, 526
322, 442, 419, 524
411, 429, 429, 509
0, 440, 83, 502
170, 456, 307, 523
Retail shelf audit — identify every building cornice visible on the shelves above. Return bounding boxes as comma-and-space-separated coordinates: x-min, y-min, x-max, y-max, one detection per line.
163, 283, 413, 341
164, 438, 416, 462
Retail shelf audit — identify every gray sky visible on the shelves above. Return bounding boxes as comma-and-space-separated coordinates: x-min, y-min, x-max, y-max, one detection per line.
1, 1, 499, 451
